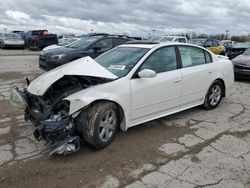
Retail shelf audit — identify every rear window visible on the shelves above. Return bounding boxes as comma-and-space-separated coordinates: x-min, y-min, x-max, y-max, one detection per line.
205, 51, 212, 63
179, 46, 206, 67
31, 30, 47, 36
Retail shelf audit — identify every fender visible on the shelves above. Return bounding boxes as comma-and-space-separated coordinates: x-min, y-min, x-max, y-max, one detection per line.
64, 78, 131, 131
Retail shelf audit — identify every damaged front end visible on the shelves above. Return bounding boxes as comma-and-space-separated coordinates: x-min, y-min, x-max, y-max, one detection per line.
10, 75, 112, 156
34, 115, 80, 156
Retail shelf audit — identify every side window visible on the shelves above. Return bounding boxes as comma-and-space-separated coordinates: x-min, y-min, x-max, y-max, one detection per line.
139, 47, 177, 73
94, 39, 113, 51
205, 51, 212, 63
179, 38, 186, 43
113, 38, 128, 46
212, 40, 219, 47
205, 40, 212, 47
179, 46, 206, 68
174, 38, 179, 42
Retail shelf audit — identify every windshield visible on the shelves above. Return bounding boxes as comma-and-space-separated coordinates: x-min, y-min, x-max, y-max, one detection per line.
189, 39, 206, 46
95, 47, 149, 78
67, 36, 103, 49
4, 33, 21, 40
160, 37, 174, 42
243, 48, 250, 55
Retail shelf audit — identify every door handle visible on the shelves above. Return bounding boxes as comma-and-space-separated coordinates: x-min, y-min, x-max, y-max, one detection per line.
174, 79, 181, 83
208, 71, 213, 74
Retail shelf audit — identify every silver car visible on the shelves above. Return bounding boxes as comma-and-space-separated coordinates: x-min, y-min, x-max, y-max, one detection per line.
0, 33, 25, 49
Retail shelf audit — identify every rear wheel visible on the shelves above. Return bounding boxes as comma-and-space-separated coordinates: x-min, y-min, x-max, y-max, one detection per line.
83, 102, 119, 150
203, 80, 223, 110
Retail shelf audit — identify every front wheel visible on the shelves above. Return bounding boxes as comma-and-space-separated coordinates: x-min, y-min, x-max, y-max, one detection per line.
203, 80, 223, 110
83, 102, 119, 150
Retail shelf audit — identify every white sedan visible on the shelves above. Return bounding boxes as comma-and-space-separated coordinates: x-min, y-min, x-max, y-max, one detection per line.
10, 42, 234, 155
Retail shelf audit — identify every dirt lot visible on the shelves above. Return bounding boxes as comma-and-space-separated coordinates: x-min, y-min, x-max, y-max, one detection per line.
0, 49, 250, 188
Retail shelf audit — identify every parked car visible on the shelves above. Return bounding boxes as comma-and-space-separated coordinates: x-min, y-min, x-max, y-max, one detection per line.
0, 33, 25, 49
232, 48, 250, 79
39, 35, 133, 71
25, 30, 58, 50
189, 38, 226, 55
159, 36, 187, 43
227, 42, 250, 60
10, 42, 234, 155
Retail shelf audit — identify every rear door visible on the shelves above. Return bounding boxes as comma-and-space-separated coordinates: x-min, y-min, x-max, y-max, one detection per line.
130, 46, 182, 120
178, 46, 214, 107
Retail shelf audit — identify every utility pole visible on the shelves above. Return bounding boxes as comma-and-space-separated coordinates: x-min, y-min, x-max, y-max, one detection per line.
225, 30, 229, 40
152, 29, 156, 38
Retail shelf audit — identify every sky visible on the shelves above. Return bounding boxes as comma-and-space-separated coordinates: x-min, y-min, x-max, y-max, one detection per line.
0, 0, 250, 37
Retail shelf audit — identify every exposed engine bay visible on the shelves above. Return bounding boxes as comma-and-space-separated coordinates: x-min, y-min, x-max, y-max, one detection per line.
17, 75, 113, 156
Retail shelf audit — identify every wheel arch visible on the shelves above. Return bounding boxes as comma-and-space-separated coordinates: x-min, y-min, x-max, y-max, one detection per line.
214, 78, 226, 97
86, 99, 126, 131
73, 99, 127, 131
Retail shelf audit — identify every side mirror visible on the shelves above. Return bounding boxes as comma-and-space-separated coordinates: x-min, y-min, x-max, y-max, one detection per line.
138, 69, 156, 78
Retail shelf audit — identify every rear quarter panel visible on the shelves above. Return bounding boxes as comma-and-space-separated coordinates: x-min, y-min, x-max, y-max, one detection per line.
212, 56, 234, 95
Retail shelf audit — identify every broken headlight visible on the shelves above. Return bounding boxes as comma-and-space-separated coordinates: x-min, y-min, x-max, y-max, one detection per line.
9, 88, 27, 109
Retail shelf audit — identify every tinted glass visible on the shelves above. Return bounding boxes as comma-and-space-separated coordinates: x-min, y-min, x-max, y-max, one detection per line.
212, 40, 219, 47
139, 47, 177, 73
205, 51, 212, 63
206, 40, 212, 47
243, 48, 250, 55
189, 39, 206, 46
113, 38, 128, 46
3, 33, 20, 39
68, 36, 103, 49
179, 38, 186, 43
95, 47, 149, 78
179, 46, 206, 67
94, 38, 113, 50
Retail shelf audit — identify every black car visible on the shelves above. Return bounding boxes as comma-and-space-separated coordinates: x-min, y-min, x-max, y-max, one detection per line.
39, 35, 133, 71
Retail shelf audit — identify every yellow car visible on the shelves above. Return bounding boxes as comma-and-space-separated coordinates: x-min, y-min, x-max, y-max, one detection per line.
189, 38, 226, 55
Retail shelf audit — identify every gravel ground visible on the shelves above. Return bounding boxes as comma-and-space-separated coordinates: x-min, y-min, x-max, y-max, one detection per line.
0, 50, 250, 188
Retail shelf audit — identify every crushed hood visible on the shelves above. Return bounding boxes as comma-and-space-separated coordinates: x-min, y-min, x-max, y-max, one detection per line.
27, 56, 118, 96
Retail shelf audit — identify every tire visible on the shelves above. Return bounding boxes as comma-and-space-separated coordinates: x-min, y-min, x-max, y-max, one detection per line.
83, 102, 119, 150
203, 80, 224, 110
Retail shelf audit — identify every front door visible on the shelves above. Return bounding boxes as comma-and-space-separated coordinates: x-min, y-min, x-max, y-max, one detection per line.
130, 46, 182, 120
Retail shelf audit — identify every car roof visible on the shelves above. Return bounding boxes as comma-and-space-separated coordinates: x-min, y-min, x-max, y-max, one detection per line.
120, 42, 206, 49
